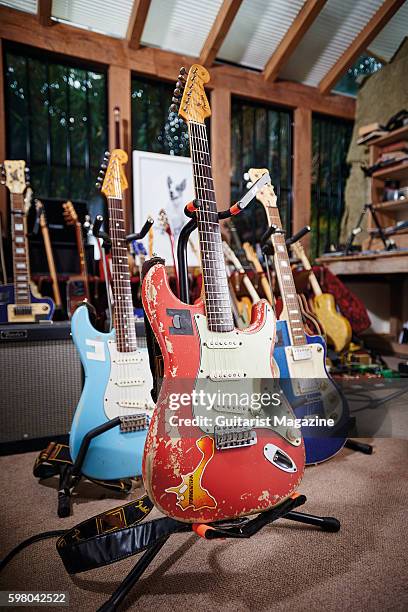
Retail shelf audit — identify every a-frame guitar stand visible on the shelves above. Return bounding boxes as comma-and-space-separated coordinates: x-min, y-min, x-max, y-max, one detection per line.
34, 218, 154, 518
91, 197, 341, 612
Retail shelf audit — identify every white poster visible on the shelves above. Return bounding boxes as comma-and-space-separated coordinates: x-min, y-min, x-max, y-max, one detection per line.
133, 150, 200, 267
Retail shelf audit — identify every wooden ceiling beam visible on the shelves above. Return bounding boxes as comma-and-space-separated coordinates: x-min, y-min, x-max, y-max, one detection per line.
37, 0, 52, 27
199, 0, 243, 66
264, 0, 327, 82
318, 0, 405, 95
0, 5, 355, 120
126, 0, 151, 50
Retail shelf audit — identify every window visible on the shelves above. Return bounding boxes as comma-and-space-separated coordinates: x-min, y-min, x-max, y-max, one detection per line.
231, 98, 292, 243
5, 45, 107, 201
311, 114, 353, 258
333, 54, 383, 97
131, 76, 189, 156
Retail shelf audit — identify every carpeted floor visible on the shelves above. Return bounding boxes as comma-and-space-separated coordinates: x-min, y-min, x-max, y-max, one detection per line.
1, 438, 408, 611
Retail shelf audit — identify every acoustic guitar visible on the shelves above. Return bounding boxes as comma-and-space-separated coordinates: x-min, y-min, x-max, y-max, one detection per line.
141, 65, 305, 524
291, 241, 352, 353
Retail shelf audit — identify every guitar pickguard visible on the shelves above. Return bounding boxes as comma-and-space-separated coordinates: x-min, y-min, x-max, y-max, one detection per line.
103, 339, 155, 419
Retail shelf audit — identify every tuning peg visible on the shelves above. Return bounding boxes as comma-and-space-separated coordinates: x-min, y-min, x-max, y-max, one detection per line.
178, 73, 187, 83
176, 80, 185, 90
100, 163, 107, 170
243, 172, 249, 181
104, 151, 110, 158
246, 181, 253, 189
169, 104, 178, 113
95, 181, 102, 189
179, 67, 187, 75
172, 96, 180, 104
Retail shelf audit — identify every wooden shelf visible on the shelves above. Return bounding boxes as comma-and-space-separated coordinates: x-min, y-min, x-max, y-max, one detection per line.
317, 250, 408, 275
362, 333, 408, 358
372, 161, 408, 181
369, 125, 408, 148
373, 198, 408, 213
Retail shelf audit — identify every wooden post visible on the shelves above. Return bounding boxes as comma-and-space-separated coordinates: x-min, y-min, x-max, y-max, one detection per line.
108, 65, 132, 231
211, 88, 231, 211
293, 107, 312, 253
0, 40, 7, 235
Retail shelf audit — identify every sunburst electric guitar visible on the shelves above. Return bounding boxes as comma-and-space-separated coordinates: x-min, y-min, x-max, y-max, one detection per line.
248, 168, 349, 464
69, 150, 154, 480
291, 241, 352, 353
141, 65, 305, 524
0, 161, 54, 323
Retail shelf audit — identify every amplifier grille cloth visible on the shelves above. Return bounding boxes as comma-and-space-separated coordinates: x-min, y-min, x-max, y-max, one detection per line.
0, 340, 81, 443
0, 334, 148, 443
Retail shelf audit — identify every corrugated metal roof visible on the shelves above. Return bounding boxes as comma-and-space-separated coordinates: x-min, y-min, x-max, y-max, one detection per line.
52, 0, 135, 38
1, 0, 36, 13
368, 1, 408, 61
218, 0, 306, 70
280, 0, 384, 86
141, 0, 224, 58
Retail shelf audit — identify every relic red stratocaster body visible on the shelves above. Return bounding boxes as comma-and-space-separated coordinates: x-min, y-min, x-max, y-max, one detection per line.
142, 262, 305, 523
142, 65, 305, 524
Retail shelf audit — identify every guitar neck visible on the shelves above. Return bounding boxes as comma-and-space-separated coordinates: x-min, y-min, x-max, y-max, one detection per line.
39, 215, 62, 308
189, 120, 233, 333
10, 193, 31, 305
74, 223, 90, 297
293, 244, 322, 297
107, 196, 137, 351
267, 208, 306, 345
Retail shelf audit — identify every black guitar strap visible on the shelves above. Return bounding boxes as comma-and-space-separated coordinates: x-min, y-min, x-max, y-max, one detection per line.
33, 442, 133, 495
56, 492, 306, 575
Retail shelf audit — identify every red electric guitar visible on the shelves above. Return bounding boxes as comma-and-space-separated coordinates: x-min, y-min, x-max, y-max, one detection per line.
142, 65, 305, 524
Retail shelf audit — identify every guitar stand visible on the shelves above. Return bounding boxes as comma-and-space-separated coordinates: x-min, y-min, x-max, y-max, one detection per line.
100, 207, 343, 612
97, 493, 339, 612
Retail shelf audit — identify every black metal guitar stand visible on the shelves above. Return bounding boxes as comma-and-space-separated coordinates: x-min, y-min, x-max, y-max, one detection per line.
34, 218, 155, 518
85, 202, 341, 612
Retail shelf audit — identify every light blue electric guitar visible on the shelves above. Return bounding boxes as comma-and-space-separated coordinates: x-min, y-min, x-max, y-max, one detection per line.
248, 168, 349, 464
69, 149, 154, 481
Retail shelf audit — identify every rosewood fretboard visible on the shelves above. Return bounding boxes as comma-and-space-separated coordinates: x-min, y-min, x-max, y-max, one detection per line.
108, 196, 137, 352
10, 193, 31, 305
267, 207, 306, 346
188, 120, 234, 333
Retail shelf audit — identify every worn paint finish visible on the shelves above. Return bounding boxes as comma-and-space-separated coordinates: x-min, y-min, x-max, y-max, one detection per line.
142, 263, 305, 523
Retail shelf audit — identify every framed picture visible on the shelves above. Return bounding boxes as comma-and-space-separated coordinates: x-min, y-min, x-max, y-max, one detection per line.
133, 150, 200, 267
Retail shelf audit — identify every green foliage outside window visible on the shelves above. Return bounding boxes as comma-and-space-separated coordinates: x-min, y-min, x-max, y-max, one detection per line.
311, 114, 353, 258
5, 47, 107, 201
231, 98, 292, 244
131, 76, 189, 156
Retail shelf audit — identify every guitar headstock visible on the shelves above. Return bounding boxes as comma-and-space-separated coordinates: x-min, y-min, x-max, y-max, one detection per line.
246, 168, 277, 212
62, 201, 79, 226
158, 208, 170, 235
35, 199, 48, 227
96, 149, 128, 199
0, 160, 30, 195
169, 65, 211, 125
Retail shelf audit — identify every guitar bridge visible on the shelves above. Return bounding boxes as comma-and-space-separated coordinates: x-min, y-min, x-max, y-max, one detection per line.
119, 414, 149, 433
214, 426, 257, 450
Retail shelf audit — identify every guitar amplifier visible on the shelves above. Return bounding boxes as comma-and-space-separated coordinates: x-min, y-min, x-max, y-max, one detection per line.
0, 322, 82, 453
0, 320, 149, 453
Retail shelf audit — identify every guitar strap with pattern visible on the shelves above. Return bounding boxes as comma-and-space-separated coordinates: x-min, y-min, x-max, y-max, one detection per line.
33, 442, 133, 496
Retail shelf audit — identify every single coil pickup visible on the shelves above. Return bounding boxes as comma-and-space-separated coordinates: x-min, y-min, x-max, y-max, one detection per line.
204, 339, 239, 349
113, 356, 143, 364
209, 371, 246, 381
115, 379, 145, 387
117, 400, 151, 408
119, 414, 149, 432
214, 426, 257, 450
